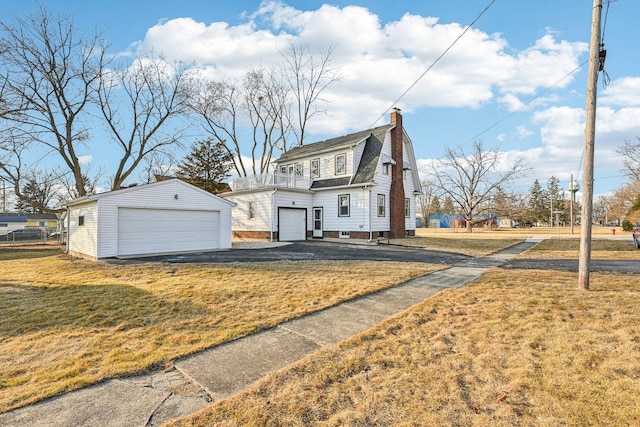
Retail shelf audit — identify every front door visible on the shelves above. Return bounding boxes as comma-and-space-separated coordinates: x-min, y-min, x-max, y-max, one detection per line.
313, 207, 323, 238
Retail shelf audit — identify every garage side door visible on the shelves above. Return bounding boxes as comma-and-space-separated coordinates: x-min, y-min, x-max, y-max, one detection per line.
278, 208, 306, 241
118, 208, 220, 257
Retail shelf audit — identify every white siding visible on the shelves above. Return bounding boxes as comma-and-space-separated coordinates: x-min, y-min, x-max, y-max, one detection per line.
371, 132, 393, 233
66, 180, 233, 259
224, 191, 274, 233
0, 222, 28, 235
403, 139, 418, 231
68, 202, 99, 259
273, 191, 313, 231
94, 180, 232, 258
314, 188, 370, 233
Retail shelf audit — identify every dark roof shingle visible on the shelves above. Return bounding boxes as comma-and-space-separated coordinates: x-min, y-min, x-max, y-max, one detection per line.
276, 124, 393, 163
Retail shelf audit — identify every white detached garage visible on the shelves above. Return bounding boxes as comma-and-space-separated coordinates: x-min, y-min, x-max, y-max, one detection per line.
66, 179, 235, 260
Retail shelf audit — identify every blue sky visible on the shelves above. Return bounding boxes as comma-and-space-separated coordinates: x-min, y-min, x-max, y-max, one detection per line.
2, 0, 639, 198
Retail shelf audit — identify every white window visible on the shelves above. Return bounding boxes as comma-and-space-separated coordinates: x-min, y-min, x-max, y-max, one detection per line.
338, 194, 350, 217
405, 198, 410, 218
311, 158, 320, 178
279, 165, 287, 175
383, 164, 389, 175
377, 194, 385, 217
295, 163, 303, 177
248, 201, 256, 219
335, 154, 346, 175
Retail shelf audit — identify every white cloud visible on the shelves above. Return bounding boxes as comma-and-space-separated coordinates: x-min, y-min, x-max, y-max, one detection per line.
600, 77, 640, 107
498, 34, 588, 96
498, 93, 525, 112
78, 155, 93, 165
126, 2, 588, 132
121, 2, 636, 196
516, 125, 533, 138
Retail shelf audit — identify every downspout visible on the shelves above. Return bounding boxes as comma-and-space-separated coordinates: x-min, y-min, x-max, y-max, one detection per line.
368, 186, 373, 242
66, 207, 70, 253
270, 189, 277, 242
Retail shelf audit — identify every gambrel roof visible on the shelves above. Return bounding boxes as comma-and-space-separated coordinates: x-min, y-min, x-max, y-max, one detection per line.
277, 124, 395, 190
276, 122, 421, 193
276, 124, 393, 164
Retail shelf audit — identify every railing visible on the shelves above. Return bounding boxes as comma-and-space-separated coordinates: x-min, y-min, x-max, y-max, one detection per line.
231, 173, 311, 191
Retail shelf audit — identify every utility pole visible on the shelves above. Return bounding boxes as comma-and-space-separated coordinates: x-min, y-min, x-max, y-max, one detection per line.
578, 0, 603, 290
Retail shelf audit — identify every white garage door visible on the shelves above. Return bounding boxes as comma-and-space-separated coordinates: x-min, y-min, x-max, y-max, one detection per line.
278, 208, 306, 241
118, 208, 220, 257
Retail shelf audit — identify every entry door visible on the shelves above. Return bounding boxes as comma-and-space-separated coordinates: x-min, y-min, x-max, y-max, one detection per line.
313, 207, 323, 238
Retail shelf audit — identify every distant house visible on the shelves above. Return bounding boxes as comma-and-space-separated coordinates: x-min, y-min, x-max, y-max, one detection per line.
222, 108, 421, 241
427, 214, 466, 229
25, 213, 58, 233
427, 214, 497, 229
0, 214, 27, 235
65, 178, 235, 260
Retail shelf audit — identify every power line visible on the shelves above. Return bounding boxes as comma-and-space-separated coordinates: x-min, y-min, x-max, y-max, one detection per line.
369, 0, 496, 128
468, 59, 589, 143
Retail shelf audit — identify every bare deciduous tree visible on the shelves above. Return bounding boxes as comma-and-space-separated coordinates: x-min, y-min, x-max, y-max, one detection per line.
191, 68, 290, 177
137, 151, 178, 184
96, 55, 194, 190
417, 179, 437, 227
426, 140, 527, 232
0, 8, 107, 203
618, 137, 640, 182
191, 44, 338, 177
282, 43, 339, 148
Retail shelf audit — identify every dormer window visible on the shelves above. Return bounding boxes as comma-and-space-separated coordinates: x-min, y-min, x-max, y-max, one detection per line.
382, 154, 395, 176
335, 154, 346, 175
311, 158, 320, 179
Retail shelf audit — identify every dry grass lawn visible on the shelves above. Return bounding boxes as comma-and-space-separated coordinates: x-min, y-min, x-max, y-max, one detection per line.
171, 269, 640, 427
390, 237, 523, 257
0, 243, 63, 261
521, 238, 640, 260
0, 248, 440, 413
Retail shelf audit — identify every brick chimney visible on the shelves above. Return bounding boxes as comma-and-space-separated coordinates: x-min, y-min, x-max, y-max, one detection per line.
389, 107, 406, 239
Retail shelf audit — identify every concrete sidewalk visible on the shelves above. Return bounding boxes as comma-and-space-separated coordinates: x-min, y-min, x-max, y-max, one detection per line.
0, 239, 540, 427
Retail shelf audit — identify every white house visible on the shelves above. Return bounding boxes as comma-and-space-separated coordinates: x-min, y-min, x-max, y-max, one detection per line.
222, 108, 421, 241
65, 178, 235, 260
0, 214, 28, 235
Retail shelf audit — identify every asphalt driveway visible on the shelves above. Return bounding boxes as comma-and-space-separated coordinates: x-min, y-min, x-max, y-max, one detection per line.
108, 240, 470, 265
105, 239, 640, 274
